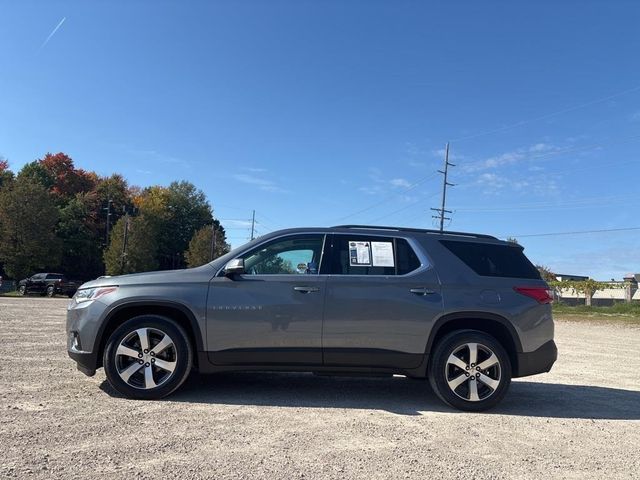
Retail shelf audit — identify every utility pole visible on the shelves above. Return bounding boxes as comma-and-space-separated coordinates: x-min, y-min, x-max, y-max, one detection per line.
120, 211, 130, 274
104, 198, 113, 245
210, 223, 217, 262
250, 210, 256, 240
431, 142, 455, 232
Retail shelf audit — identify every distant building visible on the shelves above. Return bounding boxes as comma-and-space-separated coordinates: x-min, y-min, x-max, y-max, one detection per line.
555, 274, 589, 282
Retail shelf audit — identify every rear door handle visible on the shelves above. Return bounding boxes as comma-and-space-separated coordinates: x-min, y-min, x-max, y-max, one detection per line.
410, 287, 435, 296
293, 286, 320, 294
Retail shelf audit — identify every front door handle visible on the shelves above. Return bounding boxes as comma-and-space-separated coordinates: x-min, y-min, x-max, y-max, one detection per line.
293, 286, 320, 294
410, 287, 435, 296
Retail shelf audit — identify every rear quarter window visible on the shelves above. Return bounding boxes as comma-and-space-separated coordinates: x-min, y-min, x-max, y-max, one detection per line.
440, 240, 541, 279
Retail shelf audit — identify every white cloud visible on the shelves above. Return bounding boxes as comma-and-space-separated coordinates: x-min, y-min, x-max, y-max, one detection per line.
463, 142, 563, 173
233, 173, 287, 193
630, 111, 640, 122
390, 178, 411, 188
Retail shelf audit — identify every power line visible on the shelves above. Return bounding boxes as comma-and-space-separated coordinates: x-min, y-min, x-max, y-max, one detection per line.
451, 83, 640, 143
331, 171, 440, 223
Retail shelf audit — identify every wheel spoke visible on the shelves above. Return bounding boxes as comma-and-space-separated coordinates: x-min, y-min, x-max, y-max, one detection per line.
468, 343, 478, 366
116, 345, 140, 360
153, 358, 176, 373
478, 373, 500, 390
477, 353, 499, 371
136, 328, 150, 351
447, 373, 469, 391
151, 334, 173, 355
468, 379, 480, 401
446, 354, 468, 371
120, 361, 143, 382
144, 366, 156, 388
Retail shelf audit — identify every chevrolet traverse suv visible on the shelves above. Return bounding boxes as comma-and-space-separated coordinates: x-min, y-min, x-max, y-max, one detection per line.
67, 225, 557, 411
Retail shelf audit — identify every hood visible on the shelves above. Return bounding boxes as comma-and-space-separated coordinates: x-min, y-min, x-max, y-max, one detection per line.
78, 263, 216, 289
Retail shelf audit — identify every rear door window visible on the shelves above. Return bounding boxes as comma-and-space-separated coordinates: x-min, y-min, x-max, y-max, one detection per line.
440, 240, 541, 279
327, 235, 421, 275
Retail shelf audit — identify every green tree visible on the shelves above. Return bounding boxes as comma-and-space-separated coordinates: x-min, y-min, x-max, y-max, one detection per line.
0, 158, 13, 189
185, 222, 230, 268
506, 237, 519, 245
0, 178, 61, 279
103, 215, 159, 275
550, 279, 613, 306
18, 161, 55, 190
57, 193, 104, 280
536, 264, 557, 283
137, 181, 213, 270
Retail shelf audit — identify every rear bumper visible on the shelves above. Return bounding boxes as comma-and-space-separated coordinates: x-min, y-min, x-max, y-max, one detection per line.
514, 340, 557, 378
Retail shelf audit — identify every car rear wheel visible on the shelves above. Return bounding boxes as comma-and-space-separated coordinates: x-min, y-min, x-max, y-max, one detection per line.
428, 330, 511, 411
46, 285, 55, 297
103, 315, 193, 400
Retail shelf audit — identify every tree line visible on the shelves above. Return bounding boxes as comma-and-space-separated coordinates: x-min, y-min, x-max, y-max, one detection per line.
0, 153, 230, 281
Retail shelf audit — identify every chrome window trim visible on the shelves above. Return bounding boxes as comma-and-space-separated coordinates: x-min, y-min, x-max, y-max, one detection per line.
215, 230, 432, 279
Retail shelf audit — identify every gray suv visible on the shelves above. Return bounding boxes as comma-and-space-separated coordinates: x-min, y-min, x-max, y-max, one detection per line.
67, 225, 557, 411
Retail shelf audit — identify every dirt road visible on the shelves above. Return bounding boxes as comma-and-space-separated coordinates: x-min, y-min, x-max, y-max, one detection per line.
1, 297, 639, 479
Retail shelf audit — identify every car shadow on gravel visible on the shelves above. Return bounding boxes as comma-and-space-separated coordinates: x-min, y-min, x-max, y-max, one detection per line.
101, 372, 640, 419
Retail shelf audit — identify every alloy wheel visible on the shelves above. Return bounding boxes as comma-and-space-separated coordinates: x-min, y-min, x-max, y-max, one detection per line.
115, 327, 177, 390
445, 342, 501, 402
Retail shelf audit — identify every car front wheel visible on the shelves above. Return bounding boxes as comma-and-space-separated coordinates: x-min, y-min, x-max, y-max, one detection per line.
428, 330, 511, 411
103, 315, 193, 400
18, 285, 26, 296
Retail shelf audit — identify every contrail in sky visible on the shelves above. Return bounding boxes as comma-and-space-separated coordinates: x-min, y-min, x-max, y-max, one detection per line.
40, 17, 66, 50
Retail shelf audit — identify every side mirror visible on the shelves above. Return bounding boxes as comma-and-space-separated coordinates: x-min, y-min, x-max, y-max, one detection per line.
224, 259, 245, 277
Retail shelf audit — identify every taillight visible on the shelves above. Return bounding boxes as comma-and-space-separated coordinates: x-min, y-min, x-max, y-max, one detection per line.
514, 286, 554, 304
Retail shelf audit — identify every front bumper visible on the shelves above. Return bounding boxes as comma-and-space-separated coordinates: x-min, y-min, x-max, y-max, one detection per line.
68, 350, 98, 376
514, 340, 558, 378
66, 298, 110, 376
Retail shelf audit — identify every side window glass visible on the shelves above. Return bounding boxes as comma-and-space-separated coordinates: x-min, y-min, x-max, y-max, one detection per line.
330, 236, 396, 275
396, 239, 421, 275
241, 235, 324, 275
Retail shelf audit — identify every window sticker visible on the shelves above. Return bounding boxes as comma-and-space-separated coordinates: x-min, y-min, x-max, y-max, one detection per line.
349, 241, 371, 266
371, 241, 395, 267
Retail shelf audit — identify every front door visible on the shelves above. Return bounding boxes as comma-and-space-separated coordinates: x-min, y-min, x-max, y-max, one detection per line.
322, 234, 443, 369
207, 234, 328, 366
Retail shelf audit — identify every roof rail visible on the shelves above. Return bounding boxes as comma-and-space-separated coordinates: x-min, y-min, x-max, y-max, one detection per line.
331, 224, 497, 240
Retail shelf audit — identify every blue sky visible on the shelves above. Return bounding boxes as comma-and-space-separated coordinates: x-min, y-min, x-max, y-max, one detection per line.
1, 1, 639, 279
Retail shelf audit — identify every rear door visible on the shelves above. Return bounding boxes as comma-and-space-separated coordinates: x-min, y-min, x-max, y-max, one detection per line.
207, 233, 329, 366
29, 274, 46, 294
322, 234, 443, 369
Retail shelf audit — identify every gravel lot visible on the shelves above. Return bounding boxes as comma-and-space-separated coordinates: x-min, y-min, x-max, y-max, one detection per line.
1, 297, 639, 479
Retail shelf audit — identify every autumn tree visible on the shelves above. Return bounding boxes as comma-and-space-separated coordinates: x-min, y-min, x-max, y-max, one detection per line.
0, 178, 61, 279
103, 215, 159, 275
185, 222, 230, 267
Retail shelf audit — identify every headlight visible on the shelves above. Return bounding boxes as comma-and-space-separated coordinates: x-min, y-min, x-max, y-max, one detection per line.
74, 286, 118, 304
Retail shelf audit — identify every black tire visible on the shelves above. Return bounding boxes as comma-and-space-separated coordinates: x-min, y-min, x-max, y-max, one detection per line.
103, 315, 193, 400
18, 285, 26, 296
46, 285, 55, 297
428, 330, 511, 412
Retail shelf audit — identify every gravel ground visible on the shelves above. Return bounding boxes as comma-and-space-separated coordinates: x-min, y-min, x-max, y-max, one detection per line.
1, 297, 639, 479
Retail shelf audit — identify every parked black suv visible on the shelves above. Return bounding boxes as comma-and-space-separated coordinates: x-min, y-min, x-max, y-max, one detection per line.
18, 273, 81, 298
